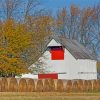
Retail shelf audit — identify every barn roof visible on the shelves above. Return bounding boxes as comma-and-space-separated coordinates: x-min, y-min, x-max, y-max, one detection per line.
44, 35, 96, 60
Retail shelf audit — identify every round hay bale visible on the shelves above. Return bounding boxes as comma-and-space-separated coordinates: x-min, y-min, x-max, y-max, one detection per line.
48, 79, 55, 91
83, 80, 88, 92
72, 81, 78, 92
8, 77, 18, 92
87, 80, 92, 92
18, 78, 27, 92
0, 80, 2, 92
77, 80, 84, 92
66, 80, 72, 92
57, 79, 64, 92
36, 80, 43, 92
27, 79, 35, 92
97, 80, 100, 91
43, 79, 50, 92
1, 78, 8, 92
93, 80, 98, 91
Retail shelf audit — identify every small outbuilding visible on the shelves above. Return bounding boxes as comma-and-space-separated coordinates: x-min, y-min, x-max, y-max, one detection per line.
22, 36, 97, 80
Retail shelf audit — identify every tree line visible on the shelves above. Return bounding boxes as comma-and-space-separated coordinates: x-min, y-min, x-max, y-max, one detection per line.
0, 0, 100, 76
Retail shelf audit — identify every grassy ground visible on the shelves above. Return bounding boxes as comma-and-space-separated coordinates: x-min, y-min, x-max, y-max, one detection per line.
0, 92, 100, 100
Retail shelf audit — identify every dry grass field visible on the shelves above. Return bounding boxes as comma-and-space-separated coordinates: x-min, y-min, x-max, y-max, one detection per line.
0, 92, 100, 100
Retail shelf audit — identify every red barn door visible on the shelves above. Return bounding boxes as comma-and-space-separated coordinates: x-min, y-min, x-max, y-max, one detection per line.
38, 73, 58, 79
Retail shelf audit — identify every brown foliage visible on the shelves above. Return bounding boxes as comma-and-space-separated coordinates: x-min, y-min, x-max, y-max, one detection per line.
1, 78, 8, 92
82, 8, 95, 25
18, 78, 27, 92
27, 79, 35, 92
8, 77, 18, 92
36, 80, 43, 92
57, 79, 64, 92
71, 4, 79, 16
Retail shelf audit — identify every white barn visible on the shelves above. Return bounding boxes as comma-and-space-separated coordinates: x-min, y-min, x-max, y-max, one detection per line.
22, 36, 97, 80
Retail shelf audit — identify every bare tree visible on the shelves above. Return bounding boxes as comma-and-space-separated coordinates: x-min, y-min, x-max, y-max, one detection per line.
0, 0, 42, 21
0, 0, 22, 19
24, 0, 40, 19
55, 5, 100, 60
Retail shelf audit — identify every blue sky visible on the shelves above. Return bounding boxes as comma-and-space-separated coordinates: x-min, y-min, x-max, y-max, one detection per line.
42, 0, 100, 14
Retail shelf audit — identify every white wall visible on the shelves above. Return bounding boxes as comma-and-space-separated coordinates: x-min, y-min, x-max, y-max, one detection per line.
77, 59, 97, 80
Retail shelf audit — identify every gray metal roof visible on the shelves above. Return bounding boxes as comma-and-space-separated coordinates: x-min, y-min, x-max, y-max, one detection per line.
44, 35, 96, 60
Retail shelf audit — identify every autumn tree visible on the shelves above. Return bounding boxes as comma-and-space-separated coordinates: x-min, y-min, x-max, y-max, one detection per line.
0, 18, 32, 77
21, 15, 54, 71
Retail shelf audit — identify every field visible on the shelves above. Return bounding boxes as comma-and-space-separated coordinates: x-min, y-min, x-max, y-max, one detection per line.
1, 78, 100, 100
0, 92, 100, 100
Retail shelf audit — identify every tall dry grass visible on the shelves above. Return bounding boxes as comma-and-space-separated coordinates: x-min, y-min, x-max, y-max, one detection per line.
1, 92, 100, 100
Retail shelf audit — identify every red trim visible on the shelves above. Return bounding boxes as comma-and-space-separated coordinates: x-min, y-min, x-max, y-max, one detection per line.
38, 73, 58, 79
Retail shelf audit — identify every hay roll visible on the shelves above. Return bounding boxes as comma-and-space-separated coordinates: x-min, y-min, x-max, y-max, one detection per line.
87, 80, 92, 92
48, 79, 55, 91
0, 79, 1, 92
77, 80, 84, 92
18, 78, 27, 92
97, 80, 100, 91
1, 78, 8, 92
8, 77, 18, 92
43, 79, 50, 92
72, 81, 78, 92
27, 79, 35, 92
57, 79, 64, 92
83, 80, 88, 92
36, 80, 43, 92
66, 80, 72, 92
93, 80, 98, 91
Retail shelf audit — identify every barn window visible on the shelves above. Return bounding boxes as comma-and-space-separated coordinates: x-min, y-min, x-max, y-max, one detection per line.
49, 46, 64, 60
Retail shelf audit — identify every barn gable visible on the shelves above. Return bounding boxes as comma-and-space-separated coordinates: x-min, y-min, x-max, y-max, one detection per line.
44, 36, 96, 60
